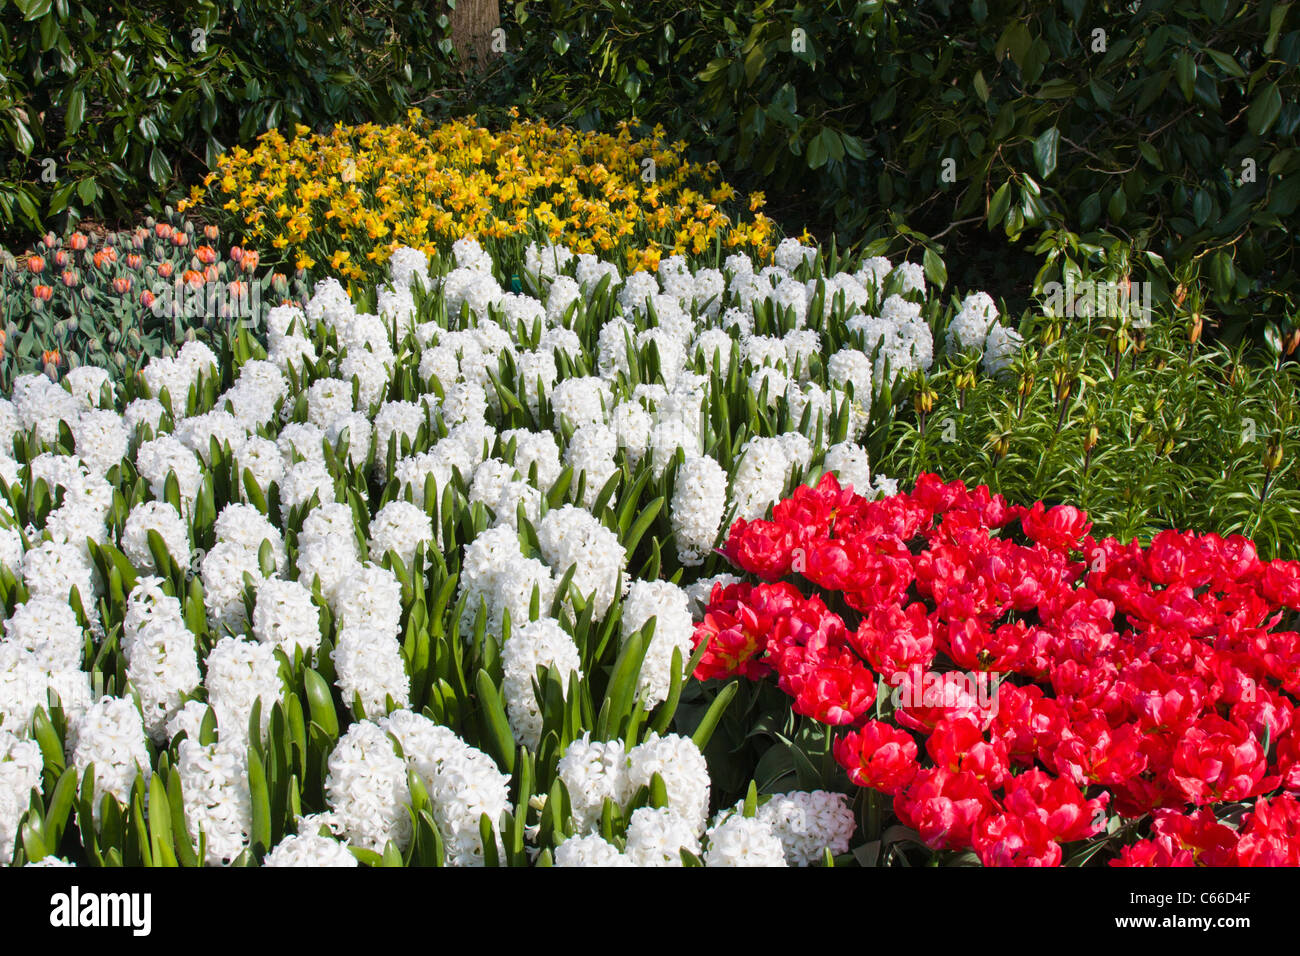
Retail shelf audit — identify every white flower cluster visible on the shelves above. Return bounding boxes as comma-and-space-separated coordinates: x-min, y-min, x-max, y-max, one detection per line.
553, 731, 713, 866
263, 812, 358, 867
121, 578, 200, 741
71, 697, 150, 824
501, 618, 582, 750
379, 710, 512, 866
947, 292, 1024, 376
710, 790, 856, 866
621, 581, 694, 706
0, 730, 42, 862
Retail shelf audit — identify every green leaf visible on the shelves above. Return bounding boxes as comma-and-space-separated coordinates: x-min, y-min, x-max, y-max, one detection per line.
17, 0, 52, 20
1033, 127, 1060, 179
987, 181, 1012, 228
922, 248, 947, 290
149, 147, 171, 186
691, 680, 738, 750
303, 669, 339, 740
1175, 52, 1196, 101
64, 88, 85, 135
474, 670, 516, 775
247, 749, 272, 852
1249, 83, 1283, 136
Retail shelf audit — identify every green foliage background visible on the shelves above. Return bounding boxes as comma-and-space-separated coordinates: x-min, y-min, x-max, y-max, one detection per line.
502, 0, 1300, 343
0, 0, 464, 238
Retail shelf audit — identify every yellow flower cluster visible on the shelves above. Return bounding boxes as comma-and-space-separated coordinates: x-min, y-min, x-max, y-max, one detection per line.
182, 110, 777, 282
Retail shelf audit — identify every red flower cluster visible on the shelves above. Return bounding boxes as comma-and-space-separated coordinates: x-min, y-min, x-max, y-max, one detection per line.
693, 472, 1300, 866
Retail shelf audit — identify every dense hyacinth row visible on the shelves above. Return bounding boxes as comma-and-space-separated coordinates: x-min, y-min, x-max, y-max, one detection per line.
0, 234, 1023, 866
700, 473, 1300, 866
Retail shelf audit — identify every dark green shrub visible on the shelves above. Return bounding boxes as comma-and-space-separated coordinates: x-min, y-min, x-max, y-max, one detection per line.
0, 0, 460, 239
506, 0, 1300, 342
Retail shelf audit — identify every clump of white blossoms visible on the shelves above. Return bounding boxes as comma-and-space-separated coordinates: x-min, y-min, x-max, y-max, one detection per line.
0, 730, 42, 863
536, 505, 627, 618
368, 500, 434, 567
178, 739, 253, 865
457, 526, 556, 640
203, 637, 283, 746
121, 578, 200, 741
624, 806, 701, 867
71, 697, 150, 823
757, 790, 857, 866
264, 813, 359, 868
553, 832, 630, 867
378, 710, 511, 866
729, 435, 795, 522
332, 625, 411, 717
501, 618, 582, 750
555, 733, 633, 834
670, 454, 728, 566
621, 580, 694, 707
120, 500, 191, 573
626, 733, 711, 835
252, 577, 321, 656
325, 720, 413, 854
703, 812, 789, 867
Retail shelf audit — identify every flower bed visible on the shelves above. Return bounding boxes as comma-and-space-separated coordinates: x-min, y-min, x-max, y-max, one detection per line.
698, 471, 1300, 865
0, 236, 1020, 866
184, 113, 778, 283
0, 212, 309, 384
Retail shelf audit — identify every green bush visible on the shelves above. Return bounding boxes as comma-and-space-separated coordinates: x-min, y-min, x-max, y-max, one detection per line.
506, 0, 1300, 342
0, 0, 461, 239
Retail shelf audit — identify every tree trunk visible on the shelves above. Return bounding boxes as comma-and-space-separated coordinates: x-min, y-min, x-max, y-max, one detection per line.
449, 0, 501, 71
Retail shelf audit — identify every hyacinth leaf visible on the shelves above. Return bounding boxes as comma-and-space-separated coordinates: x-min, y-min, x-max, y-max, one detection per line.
591, 469, 622, 520
474, 669, 517, 775
512, 747, 533, 837
535, 777, 566, 849
690, 680, 738, 750
599, 797, 618, 842
649, 772, 670, 810
42, 766, 78, 850
650, 646, 687, 735
412, 809, 444, 867
31, 706, 65, 777
302, 668, 339, 742
479, 814, 500, 867
380, 840, 404, 867
546, 466, 573, 509
100, 792, 125, 862
616, 468, 652, 536
21, 812, 49, 863
130, 786, 154, 868
350, 846, 383, 866
247, 749, 272, 853
598, 627, 648, 741
162, 767, 197, 868
743, 781, 759, 818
